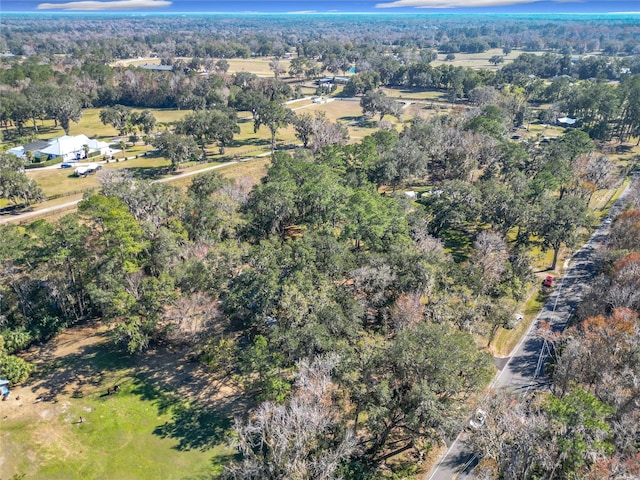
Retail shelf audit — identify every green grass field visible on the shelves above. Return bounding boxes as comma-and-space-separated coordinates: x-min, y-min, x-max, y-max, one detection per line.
4, 390, 231, 480
430, 48, 541, 70
2, 327, 234, 480
380, 88, 447, 101
109, 57, 297, 77
1, 108, 194, 147
491, 289, 546, 356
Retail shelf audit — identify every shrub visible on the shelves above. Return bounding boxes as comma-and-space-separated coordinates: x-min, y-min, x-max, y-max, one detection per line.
0, 353, 34, 384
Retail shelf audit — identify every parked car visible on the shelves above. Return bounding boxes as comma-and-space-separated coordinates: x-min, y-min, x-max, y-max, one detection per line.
542, 275, 554, 288
469, 409, 487, 429
60, 162, 74, 168
506, 313, 524, 329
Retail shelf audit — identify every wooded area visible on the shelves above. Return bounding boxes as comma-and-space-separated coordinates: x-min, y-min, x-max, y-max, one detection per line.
1, 12, 639, 480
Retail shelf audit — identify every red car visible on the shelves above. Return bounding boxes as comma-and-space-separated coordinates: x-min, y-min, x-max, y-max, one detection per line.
542, 275, 554, 288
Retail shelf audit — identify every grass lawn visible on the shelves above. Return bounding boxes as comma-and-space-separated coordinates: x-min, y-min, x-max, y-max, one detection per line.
2, 325, 234, 480
0, 108, 193, 148
4, 389, 231, 480
169, 156, 272, 191
226, 58, 292, 76
525, 122, 566, 140
430, 48, 542, 70
302, 99, 365, 124
109, 57, 298, 77
491, 288, 547, 357
380, 87, 447, 101
27, 154, 174, 199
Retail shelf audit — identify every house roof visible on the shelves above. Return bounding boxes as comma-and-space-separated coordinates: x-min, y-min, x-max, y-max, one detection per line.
39, 134, 91, 156
139, 64, 173, 71
558, 117, 577, 125
6, 146, 25, 156
23, 140, 50, 152
6, 140, 49, 157
86, 138, 109, 150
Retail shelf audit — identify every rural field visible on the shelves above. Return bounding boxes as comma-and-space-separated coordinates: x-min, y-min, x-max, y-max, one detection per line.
0, 323, 235, 480
430, 47, 527, 69
110, 57, 295, 76
13, 94, 443, 206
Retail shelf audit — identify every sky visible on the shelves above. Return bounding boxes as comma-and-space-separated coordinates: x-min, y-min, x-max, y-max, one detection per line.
2, 0, 639, 14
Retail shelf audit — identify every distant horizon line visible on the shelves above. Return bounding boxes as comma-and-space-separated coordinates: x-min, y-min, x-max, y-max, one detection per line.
4, 10, 640, 15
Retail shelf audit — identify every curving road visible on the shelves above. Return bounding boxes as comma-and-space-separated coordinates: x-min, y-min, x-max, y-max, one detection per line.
426, 176, 638, 480
0, 152, 273, 226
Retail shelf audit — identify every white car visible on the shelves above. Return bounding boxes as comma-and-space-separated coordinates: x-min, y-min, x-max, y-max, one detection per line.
469, 409, 487, 429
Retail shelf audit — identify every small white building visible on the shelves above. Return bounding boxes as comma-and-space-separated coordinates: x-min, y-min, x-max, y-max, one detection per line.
557, 117, 577, 126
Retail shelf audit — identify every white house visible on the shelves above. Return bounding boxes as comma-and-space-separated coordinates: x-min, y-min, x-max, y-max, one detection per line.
8, 135, 111, 162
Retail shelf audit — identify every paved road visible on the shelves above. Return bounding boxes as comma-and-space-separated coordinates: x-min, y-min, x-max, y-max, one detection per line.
0, 152, 272, 226
426, 176, 637, 480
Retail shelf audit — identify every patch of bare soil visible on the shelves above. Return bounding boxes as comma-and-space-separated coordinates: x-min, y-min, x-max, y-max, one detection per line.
1, 320, 240, 429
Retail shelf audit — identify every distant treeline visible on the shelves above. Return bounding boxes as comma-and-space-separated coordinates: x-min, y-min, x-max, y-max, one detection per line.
1, 14, 639, 60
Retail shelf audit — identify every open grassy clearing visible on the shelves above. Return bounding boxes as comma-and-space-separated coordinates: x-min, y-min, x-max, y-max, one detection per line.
430, 48, 539, 70
302, 99, 365, 124
108, 57, 329, 78
1, 323, 235, 480
110, 58, 162, 67
26, 155, 172, 198
0, 108, 193, 148
380, 88, 447, 101
225, 58, 293, 76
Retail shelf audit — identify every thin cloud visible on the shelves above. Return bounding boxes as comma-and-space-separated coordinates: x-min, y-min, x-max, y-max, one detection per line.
376, 0, 541, 8
37, 0, 171, 10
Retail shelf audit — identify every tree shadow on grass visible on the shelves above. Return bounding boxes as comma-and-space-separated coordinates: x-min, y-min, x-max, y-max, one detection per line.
124, 165, 172, 181
353, 119, 378, 129
229, 137, 270, 148
153, 399, 232, 451
441, 227, 474, 263
127, 344, 248, 452
616, 144, 634, 154
178, 453, 238, 480
25, 324, 244, 455
127, 376, 235, 451
0, 203, 32, 216
26, 329, 133, 402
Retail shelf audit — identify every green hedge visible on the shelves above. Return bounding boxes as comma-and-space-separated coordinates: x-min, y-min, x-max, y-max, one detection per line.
25, 158, 62, 169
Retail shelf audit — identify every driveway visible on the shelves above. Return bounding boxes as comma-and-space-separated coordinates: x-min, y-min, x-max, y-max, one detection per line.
0, 152, 271, 226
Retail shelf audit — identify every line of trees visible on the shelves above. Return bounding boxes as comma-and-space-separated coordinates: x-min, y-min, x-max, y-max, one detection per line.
470, 184, 640, 480
2, 15, 640, 62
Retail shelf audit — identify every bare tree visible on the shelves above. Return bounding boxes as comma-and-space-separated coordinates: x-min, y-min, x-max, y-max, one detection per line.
222, 355, 355, 480
386, 292, 424, 331
310, 112, 349, 152
469, 391, 546, 480
269, 57, 286, 79
163, 292, 219, 345
472, 231, 508, 294
468, 86, 499, 107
